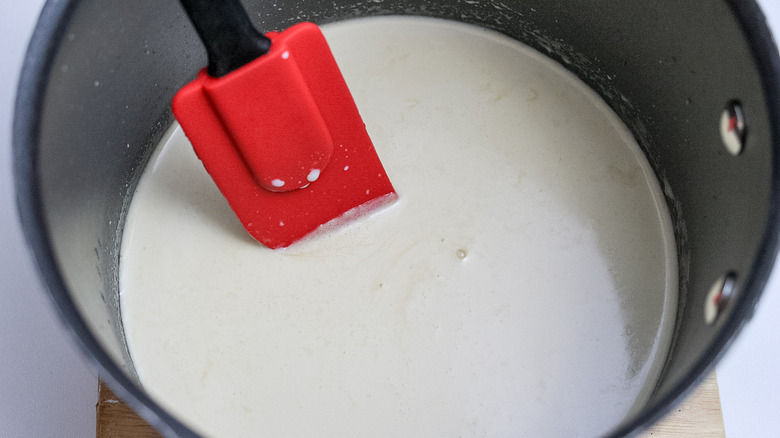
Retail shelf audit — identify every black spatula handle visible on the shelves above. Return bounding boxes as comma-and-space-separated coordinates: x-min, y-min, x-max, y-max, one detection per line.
178, 0, 272, 77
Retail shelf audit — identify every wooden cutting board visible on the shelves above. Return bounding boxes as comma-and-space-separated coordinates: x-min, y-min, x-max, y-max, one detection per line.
96, 373, 725, 437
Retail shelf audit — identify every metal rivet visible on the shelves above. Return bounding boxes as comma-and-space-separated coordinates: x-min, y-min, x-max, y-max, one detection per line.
704, 272, 736, 325
720, 101, 746, 156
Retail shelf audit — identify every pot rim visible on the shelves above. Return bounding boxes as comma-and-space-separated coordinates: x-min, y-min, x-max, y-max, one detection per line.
12, 1, 780, 436
609, 1, 780, 436
12, 1, 197, 436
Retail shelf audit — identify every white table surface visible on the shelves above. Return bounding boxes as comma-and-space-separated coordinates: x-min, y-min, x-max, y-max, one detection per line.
1, 2, 779, 437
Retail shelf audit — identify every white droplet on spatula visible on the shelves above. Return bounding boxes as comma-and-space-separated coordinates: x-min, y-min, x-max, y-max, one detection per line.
307, 169, 321, 182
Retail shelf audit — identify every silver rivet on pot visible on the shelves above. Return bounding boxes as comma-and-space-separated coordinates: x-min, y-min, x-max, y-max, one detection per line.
704, 272, 736, 325
720, 101, 746, 156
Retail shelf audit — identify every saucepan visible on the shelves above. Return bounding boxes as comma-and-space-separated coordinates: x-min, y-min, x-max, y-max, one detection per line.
13, 0, 780, 436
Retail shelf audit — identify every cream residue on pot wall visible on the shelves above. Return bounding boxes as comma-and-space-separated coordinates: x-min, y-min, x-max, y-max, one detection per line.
119, 16, 677, 438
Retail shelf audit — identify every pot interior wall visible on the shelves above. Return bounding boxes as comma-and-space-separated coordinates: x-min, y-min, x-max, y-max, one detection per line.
24, 0, 774, 435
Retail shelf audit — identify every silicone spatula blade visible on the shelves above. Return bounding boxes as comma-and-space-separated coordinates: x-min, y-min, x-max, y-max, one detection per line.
172, 0, 396, 248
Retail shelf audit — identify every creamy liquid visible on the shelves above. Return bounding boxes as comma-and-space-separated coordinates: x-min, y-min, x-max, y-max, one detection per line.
120, 16, 677, 438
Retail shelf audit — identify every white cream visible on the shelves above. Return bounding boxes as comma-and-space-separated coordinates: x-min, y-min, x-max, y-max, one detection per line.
120, 16, 677, 438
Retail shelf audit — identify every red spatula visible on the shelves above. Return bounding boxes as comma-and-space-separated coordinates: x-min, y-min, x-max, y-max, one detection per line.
172, 0, 396, 248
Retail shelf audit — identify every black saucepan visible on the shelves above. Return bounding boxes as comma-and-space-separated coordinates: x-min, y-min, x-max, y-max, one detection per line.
13, 0, 780, 436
